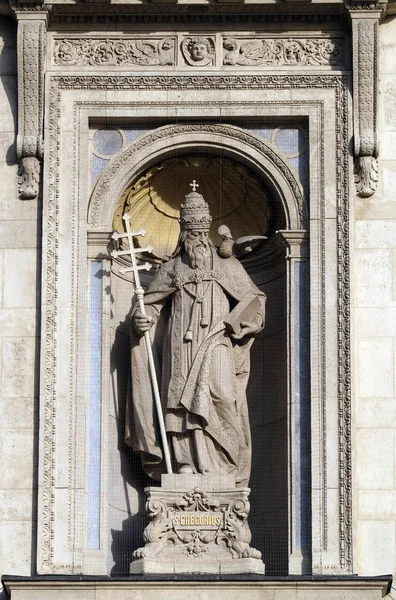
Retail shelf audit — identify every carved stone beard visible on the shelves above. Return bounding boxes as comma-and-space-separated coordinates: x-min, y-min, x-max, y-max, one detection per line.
184, 237, 211, 270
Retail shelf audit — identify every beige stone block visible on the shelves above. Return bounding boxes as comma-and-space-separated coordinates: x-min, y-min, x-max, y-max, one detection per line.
0, 220, 40, 249
356, 338, 393, 398
325, 397, 339, 489
356, 428, 394, 489
322, 488, 340, 555
0, 520, 32, 575
0, 397, 35, 429
3, 248, 39, 308
0, 132, 16, 161
324, 219, 337, 308
94, 585, 293, 600
382, 78, 396, 130
0, 308, 38, 336
299, 589, 378, 600
355, 198, 396, 220
57, 310, 72, 393
53, 487, 73, 565
357, 520, 396, 576
356, 398, 396, 428
380, 17, 396, 48
359, 490, 396, 519
1, 337, 37, 397
54, 395, 71, 487
324, 308, 338, 397
323, 156, 337, 220
355, 249, 393, 307
382, 161, 396, 198
0, 187, 40, 222
0, 489, 32, 520
58, 234, 73, 308
12, 590, 96, 600
382, 131, 396, 160
355, 307, 396, 337
356, 219, 396, 249
380, 43, 396, 75
393, 250, 396, 301
0, 248, 3, 306
0, 429, 33, 489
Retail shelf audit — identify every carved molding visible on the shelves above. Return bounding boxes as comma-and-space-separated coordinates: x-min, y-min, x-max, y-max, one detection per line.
51, 2, 346, 17
41, 74, 351, 575
53, 37, 176, 67
348, 3, 381, 197
89, 123, 306, 230
52, 35, 347, 70
12, 5, 49, 200
10, 2, 49, 12
223, 37, 344, 67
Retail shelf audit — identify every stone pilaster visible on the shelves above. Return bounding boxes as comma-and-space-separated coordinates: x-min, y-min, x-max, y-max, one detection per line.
278, 230, 310, 574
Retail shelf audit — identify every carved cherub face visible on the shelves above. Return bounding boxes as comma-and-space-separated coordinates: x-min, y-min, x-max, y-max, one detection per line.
190, 40, 210, 61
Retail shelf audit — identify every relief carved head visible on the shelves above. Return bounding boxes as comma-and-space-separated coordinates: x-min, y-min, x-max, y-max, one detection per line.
181, 36, 215, 66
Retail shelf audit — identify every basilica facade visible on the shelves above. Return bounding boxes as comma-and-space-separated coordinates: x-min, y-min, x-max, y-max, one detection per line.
0, 0, 395, 597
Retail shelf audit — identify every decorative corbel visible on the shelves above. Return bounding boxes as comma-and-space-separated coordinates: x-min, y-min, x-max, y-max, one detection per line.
346, 1, 386, 197
10, 3, 50, 200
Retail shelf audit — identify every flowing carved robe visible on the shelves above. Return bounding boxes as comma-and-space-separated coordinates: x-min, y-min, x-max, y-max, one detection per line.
126, 246, 266, 485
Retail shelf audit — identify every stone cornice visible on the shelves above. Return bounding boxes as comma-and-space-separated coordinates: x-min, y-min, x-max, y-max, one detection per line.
2, 575, 393, 599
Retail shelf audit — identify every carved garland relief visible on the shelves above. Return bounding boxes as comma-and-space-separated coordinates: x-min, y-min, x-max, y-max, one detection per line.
223, 38, 344, 67
54, 38, 176, 67
52, 35, 346, 68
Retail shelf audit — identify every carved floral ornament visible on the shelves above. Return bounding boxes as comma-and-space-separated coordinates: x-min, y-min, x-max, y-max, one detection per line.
52, 35, 346, 69
54, 38, 175, 67
223, 37, 344, 67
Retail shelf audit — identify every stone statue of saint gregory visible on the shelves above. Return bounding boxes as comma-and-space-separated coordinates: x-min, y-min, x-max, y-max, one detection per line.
126, 187, 266, 487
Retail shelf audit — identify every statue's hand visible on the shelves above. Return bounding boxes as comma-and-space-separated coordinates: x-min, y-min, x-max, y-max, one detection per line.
230, 320, 260, 341
134, 312, 153, 334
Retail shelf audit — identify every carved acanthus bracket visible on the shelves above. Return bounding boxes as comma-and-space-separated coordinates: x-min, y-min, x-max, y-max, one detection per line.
346, 1, 386, 198
11, 4, 49, 200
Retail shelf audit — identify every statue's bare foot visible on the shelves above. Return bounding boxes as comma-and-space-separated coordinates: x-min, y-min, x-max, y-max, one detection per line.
178, 464, 194, 474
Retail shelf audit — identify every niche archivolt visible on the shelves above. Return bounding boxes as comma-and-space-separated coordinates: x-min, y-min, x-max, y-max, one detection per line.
112, 154, 272, 260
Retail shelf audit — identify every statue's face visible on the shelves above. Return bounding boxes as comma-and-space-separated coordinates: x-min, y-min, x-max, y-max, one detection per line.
190, 41, 208, 61
186, 229, 209, 247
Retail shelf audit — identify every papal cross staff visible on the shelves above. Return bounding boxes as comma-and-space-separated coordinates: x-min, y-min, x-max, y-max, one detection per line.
111, 213, 173, 474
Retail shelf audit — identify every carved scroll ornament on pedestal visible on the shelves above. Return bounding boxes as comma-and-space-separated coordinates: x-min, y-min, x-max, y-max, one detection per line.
11, 4, 48, 200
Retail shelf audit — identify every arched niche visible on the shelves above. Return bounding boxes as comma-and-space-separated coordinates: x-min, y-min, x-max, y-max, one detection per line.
87, 123, 309, 576
87, 123, 306, 233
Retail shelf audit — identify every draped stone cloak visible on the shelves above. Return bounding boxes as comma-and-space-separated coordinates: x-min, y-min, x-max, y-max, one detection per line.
125, 246, 266, 484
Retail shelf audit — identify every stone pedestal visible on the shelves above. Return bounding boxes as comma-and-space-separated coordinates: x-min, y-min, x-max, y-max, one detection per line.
130, 474, 265, 574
